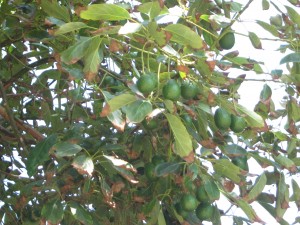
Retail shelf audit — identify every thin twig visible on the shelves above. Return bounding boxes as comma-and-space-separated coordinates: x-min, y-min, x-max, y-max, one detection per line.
231, 0, 254, 27
0, 106, 44, 142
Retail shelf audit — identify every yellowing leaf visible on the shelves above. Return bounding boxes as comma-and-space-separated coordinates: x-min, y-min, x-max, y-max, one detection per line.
166, 113, 193, 157
80, 4, 130, 21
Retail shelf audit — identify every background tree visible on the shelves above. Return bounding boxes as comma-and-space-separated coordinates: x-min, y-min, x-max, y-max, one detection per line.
0, 0, 300, 224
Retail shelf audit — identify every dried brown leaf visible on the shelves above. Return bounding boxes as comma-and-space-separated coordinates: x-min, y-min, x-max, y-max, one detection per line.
100, 104, 111, 117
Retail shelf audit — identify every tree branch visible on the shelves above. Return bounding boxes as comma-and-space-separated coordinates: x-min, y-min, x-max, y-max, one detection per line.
3, 57, 53, 90
0, 105, 44, 142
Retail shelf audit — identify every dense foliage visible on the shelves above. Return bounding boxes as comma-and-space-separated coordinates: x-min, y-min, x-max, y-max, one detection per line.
0, 0, 300, 224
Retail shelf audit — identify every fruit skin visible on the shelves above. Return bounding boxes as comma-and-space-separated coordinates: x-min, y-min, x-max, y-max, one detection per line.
181, 114, 193, 128
103, 76, 115, 86
214, 108, 231, 130
181, 82, 198, 99
270, 14, 282, 27
144, 163, 156, 180
219, 31, 235, 50
151, 155, 165, 166
137, 74, 157, 94
196, 185, 210, 202
175, 202, 189, 218
142, 119, 158, 130
162, 79, 181, 101
230, 115, 247, 133
180, 194, 198, 212
195, 202, 214, 221
232, 156, 249, 171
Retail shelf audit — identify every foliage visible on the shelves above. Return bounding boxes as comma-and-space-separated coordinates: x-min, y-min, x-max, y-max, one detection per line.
0, 0, 300, 224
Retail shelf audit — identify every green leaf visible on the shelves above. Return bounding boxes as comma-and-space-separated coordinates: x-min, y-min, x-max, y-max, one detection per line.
164, 24, 203, 49
248, 32, 262, 49
244, 173, 267, 203
287, 98, 300, 122
235, 198, 264, 223
258, 202, 289, 225
201, 175, 220, 201
222, 144, 247, 157
291, 179, 300, 209
80, 4, 130, 21
155, 162, 181, 177
62, 63, 84, 80
69, 202, 93, 225
105, 93, 137, 114
61, 37, 92, 64
273, 154, 297, 172
158, 208, 167, 225
72, 155, 94, 177
276, 173, 289, 219
213, 159, 242, 184
262, 0, 270, 10
256, 20, 279, 37
41, 0, 70, 22
165, 113, 193, 157
229, 56, 264, 73
138, 1, 162, 20
55, 22, 87, 35
230, 2, 243, 12
50, 142, 82, 158
256, 192, 276, 204
83, 36, 103, 77
124, 100, 153, 123
26, 134, 57, 177
260, 83, 272, 101
285, 6, 300, 27
280, 53, 300, 64
41, 198, 64, 224
250, 152, 276, 168
287, 138, 297, 155
235, 104, 264, 128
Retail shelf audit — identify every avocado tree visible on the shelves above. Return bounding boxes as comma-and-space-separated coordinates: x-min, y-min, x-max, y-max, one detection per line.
0, 0, 300, 224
